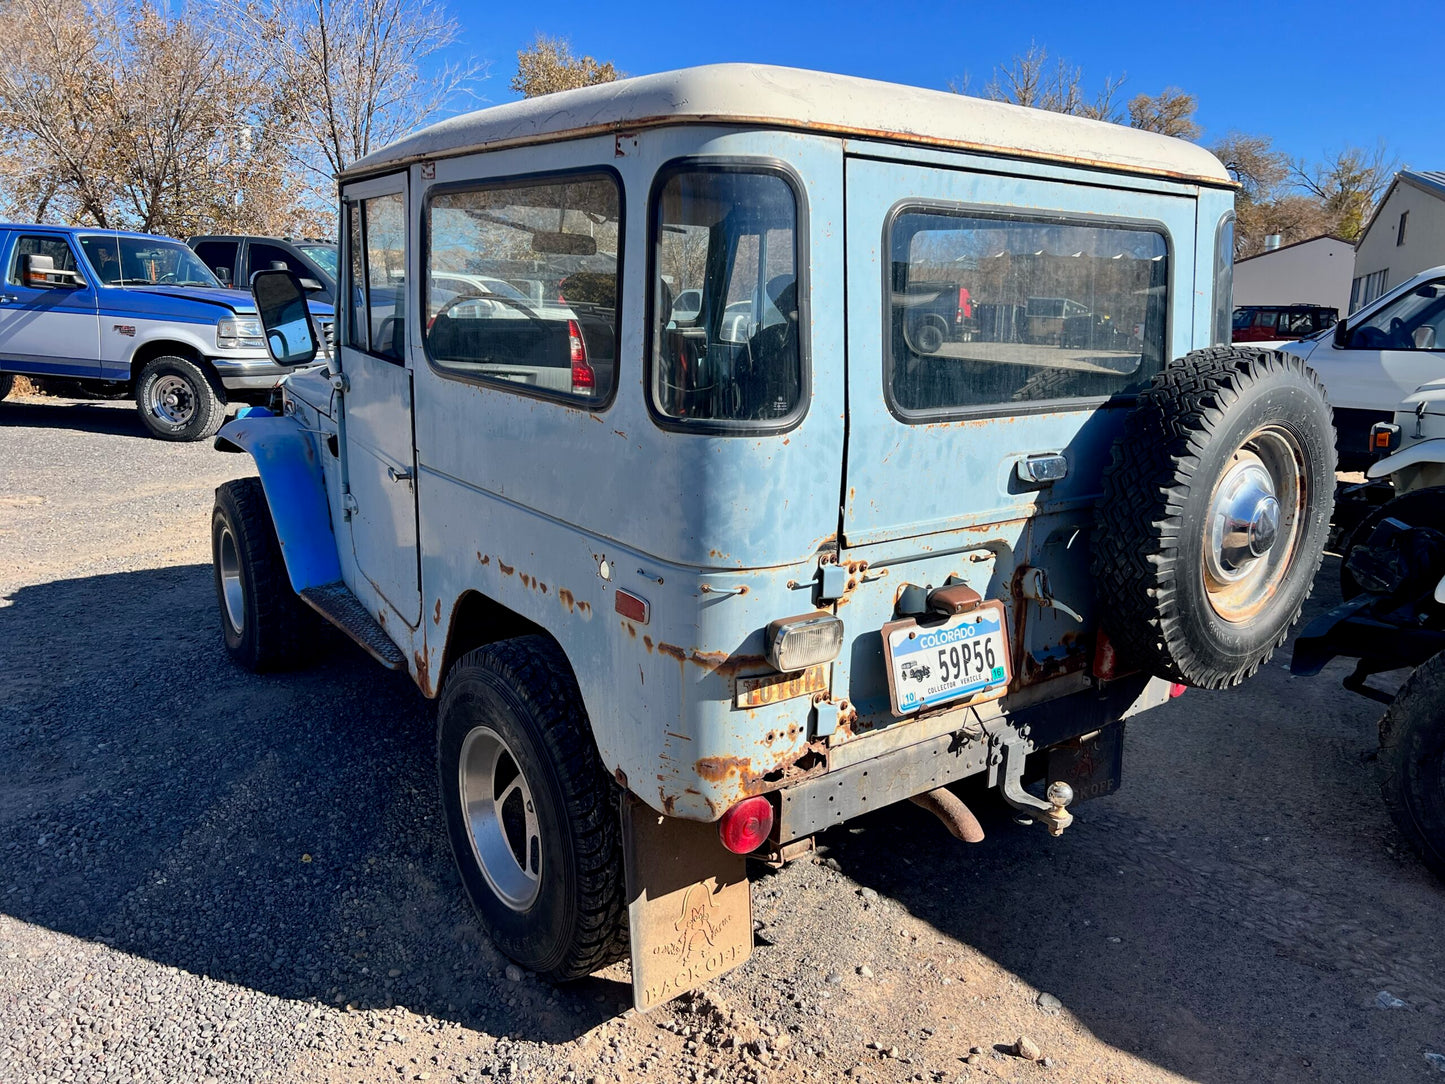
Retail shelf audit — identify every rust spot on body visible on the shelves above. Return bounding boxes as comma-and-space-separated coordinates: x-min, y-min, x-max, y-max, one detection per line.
498, 561, 514, 576
696, 755, 755, 783
433, 599, 441, 624
577, 601, 590, 615
659, 642, 687, 662
413, 650, 433, 697
643, 635, 653, 652
477, 552, 489, 565
661, 793, 677, 815
614, 767, 628, 789
689, 650, 768, 677
558, 588, 575, 613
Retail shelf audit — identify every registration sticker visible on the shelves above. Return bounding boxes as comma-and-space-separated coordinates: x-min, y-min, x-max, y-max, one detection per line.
882, 601, 1011, 715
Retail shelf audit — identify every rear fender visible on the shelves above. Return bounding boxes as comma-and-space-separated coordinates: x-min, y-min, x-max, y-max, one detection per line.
214, 413, 342, 592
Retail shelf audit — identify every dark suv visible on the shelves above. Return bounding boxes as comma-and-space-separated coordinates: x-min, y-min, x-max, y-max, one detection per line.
1232, 303, 1338, 343
188, 235, 337, 305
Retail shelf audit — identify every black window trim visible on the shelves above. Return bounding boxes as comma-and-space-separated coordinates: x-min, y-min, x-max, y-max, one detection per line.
350, 191, 408, 366
419, 164, 625, 412
880, 198, 1175, 424
644, 156, 812, 436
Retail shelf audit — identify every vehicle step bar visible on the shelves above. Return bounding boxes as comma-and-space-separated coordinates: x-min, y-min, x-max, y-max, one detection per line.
299, 582, 407, 670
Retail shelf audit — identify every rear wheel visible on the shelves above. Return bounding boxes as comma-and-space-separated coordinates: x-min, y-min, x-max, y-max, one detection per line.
1378, 649, 1445, 880
437, 636, 627, 981
136, 355, 225, 441
1093, 347, 1336, 688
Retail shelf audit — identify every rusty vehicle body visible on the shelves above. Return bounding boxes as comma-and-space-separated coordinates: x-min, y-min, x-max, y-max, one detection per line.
208, 65, 1329, 1010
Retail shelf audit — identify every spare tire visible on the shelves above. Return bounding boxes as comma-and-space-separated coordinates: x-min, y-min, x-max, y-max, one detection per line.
1092, 347, 1335, 688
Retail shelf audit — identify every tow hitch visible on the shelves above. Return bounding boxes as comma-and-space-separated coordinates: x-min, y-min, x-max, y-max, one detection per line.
993, 736, 1074, 837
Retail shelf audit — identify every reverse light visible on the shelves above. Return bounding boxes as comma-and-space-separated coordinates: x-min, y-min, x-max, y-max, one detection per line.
217, 316, 265, 349
568, 319, 595, 395
765, 612, 844, 673
718, 796, 774, 854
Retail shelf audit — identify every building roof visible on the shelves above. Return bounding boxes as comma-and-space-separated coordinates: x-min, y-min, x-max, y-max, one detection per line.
1234, 234, 1352, 264
342, 64, 1233, 187
1358, 170, 1445, 248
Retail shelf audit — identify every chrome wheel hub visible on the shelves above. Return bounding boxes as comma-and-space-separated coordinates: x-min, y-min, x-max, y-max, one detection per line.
459, 726, 541, 911
217, 524, 244, 636
149, 374, 195, 425
1202, 427, 1306, 623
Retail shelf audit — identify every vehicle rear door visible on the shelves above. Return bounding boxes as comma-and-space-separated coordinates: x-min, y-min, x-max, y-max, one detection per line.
0, 231, 101, 377
338, 172, 422, 626
835, 152, 1198, 722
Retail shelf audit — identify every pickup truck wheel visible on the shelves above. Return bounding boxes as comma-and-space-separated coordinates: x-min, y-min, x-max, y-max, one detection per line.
136, 356, 225, 441
0, 373, 12, 402
438, 636, 627, 982
1378, 649, 1445, 880
212, 477, 320, 671
907, 315, 947, 355
1340, 486, 1445, 598
1093, 347, 1335, 688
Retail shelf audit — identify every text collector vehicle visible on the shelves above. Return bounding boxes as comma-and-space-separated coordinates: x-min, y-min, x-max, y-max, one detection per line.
0, 227, 332, 440
211, 65, 1334, 1009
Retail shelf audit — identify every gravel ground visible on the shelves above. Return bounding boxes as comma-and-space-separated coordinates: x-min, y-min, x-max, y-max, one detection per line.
4, 393, 1445, 1084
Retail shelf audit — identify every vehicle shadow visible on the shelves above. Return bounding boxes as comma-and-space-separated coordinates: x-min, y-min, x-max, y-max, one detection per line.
820, 566, 1443, 1084
0, 397, 151, 438
0, 565, 627, 1043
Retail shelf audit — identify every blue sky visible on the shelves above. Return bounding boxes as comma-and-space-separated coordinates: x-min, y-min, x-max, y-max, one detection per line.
442, 0, 1435, 173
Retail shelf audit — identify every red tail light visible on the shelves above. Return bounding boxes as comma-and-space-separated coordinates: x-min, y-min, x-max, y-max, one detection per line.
1169, 683, 1187, 698
568, 319, 594, 394
718, 796, 774, 854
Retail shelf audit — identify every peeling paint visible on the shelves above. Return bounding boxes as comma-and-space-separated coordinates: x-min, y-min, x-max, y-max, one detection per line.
558, 588, 575, 613
498, 560, 514, 576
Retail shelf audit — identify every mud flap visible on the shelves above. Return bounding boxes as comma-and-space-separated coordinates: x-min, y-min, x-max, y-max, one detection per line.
621, 795, 753, 1011
1045, 722, 1125, 805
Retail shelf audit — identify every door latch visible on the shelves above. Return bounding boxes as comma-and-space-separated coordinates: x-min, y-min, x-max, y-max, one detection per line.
387, 465, 413, 483
1018, 567, 1083, 623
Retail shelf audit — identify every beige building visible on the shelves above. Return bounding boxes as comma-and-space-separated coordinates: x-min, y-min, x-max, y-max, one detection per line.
1353, 170, 1445, 312
1232, 235, 1354, 316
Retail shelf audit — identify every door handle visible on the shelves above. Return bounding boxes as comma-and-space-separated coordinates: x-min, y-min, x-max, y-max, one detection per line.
387, 465, 413, 483
0, 294, 18, 303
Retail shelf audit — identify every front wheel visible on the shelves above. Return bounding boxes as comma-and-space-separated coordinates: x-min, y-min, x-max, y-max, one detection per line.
1340, 485, 1445, 599
212, 478, 321, 671
437, 636, 627, 981
1378, 650, 1445, 880
136, 355, 225, 441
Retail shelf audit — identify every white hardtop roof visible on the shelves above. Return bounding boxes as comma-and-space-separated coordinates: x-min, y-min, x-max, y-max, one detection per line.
343, 64, 1233, 187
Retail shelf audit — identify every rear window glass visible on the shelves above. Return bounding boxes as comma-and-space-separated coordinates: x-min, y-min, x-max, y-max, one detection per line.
424, 173, 621, 405
886, 208, 1169, 416
650, 168, 803, 428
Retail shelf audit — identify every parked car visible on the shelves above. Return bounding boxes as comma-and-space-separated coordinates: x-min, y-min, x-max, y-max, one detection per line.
0, 226, 331, 440
1232, 303, 1337, 345
208, 64, 1332, 1010
1279, 268, 1445, 469
188, 234, 338, 306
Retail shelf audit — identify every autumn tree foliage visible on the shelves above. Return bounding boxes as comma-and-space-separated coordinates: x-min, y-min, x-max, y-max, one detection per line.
511, 35, 621, 98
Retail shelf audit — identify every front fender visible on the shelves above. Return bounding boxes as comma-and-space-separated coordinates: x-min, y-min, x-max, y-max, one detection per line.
215, 413, 341, 592
1366, 437, 1445, 480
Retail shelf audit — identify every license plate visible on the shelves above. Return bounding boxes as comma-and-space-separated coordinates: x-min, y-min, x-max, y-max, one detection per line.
882, 601, 1011, 715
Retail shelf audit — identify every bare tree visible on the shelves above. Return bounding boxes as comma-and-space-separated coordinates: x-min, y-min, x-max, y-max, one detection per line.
1293, 143, 1399, 241
225, 0, 484, 178
511, 35, 621, 98
0, 0, 323, 235
966, 42, 1127, 122
1126, 88, 1201, 139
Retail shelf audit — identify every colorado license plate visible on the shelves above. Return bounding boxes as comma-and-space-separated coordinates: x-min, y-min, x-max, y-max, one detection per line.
882, 601, 1011, 715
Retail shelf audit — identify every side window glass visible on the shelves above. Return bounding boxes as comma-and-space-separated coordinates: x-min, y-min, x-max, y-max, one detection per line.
249, 242, 307, 279
424, 172, 622, 404
887, 209, 1169, 415
651, 169, 802, 426
11, 235, 80, 285
362, 193, 406, 361
345, 203, 367, 351
193, 241, 239, 285
1348, 281, 1445, 352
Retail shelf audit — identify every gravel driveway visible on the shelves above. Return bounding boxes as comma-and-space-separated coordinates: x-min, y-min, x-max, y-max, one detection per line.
3, 392, 1445, 1084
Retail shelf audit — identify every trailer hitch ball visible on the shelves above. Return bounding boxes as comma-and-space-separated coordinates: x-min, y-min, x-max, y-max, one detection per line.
1044, 781, 1074, 838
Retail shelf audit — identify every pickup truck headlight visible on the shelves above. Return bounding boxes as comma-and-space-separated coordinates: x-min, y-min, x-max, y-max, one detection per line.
216, 316, 265, 349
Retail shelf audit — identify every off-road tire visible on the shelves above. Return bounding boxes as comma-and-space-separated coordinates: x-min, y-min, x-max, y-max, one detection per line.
1340, 485, 1445, 599
135, 355, 225, 441
211, 477, 320, 671
1378, 649, 1445, 880
0, 373, 12, 402
437, 636, 627, 982
1092, 346, 1336, 688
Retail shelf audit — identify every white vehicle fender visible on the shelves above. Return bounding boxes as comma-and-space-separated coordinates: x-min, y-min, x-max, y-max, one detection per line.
1365, 438, 1445, 480
1435, 574, 1445, 606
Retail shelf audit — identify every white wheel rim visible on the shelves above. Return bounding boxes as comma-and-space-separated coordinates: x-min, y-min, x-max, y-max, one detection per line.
459, 725, 542, 911
217, 524, 244, 636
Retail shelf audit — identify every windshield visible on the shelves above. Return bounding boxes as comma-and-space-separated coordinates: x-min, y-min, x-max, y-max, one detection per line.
298, 244, 339, 278
80, 235, 222, 288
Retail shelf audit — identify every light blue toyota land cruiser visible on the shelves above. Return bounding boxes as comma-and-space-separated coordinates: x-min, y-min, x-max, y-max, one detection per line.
0, 226, 332, 440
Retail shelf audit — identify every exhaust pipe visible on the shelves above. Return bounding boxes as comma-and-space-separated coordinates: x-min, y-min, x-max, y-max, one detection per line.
909, 787, 984, 843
